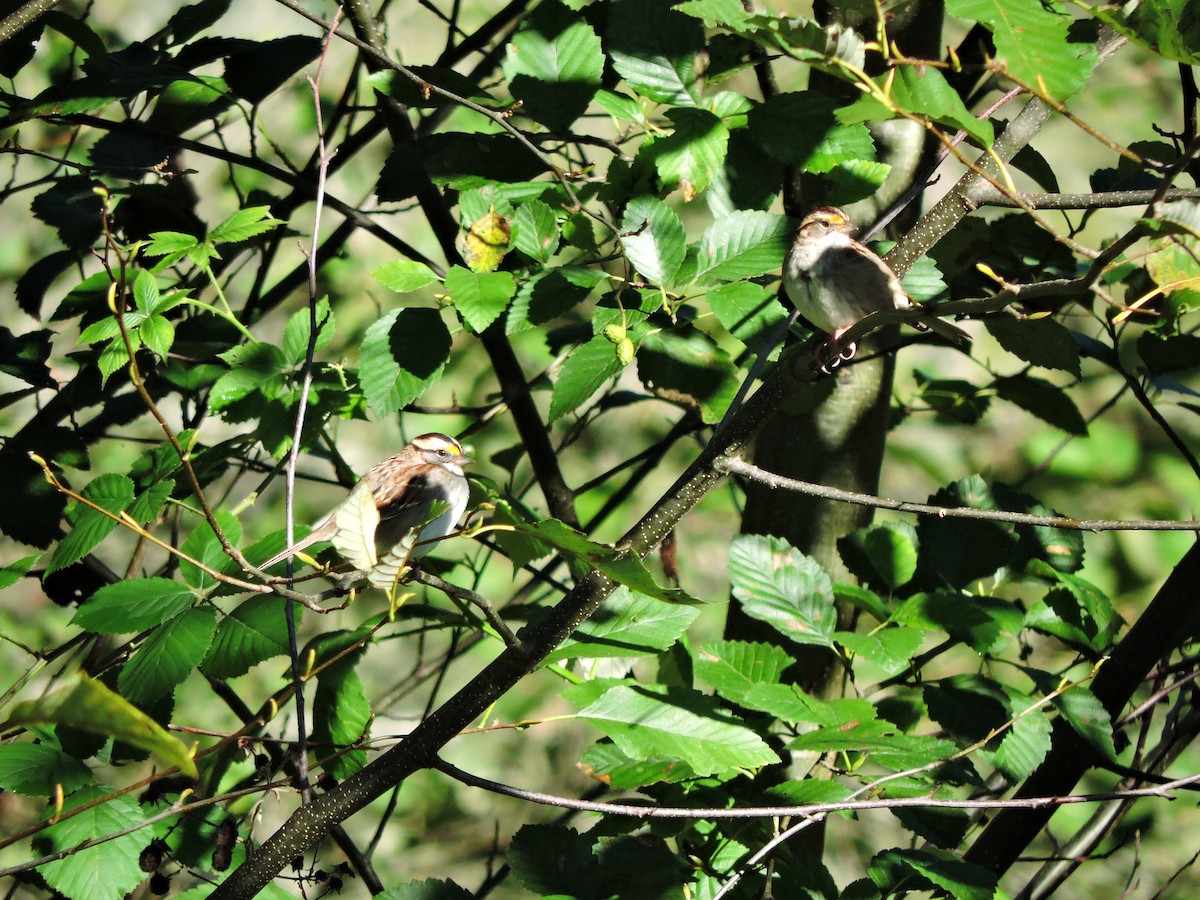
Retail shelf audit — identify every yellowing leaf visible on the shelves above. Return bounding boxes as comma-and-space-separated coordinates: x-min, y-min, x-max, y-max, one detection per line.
462, 210, 512, 273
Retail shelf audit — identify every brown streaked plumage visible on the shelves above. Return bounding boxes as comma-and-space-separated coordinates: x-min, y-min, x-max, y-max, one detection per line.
259, 433, 472, 571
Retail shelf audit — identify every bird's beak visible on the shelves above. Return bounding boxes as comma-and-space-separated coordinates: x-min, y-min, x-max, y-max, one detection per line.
456, 451, 475, 466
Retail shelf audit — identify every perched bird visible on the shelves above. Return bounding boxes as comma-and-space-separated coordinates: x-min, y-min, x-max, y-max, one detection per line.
259, 433, 472, 571
783, 206, 969, 367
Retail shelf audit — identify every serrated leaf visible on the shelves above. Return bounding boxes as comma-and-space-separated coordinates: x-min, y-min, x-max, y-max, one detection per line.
313, 657, 371, 779
693, 640, 794, 705
636, 328, 739, 423
606, 0, 704, 105
706, 281, 787, 350
549, 334, 623, 419
693, 210, 794, 284
870, 849, 996, 900
36, 786, 152, 900
48, 473, 136, 575
512, 200, 560, 264
1052, 683, 1116, 760
203, 596, 297, 679
502, 1, 603, 132
839, 65, 993, 147
0, 743, 92, 796
445, 265, 516, 331
620, 196, 686, 286
992, 699, 1051, 779
838, 522, 918, 591
996, 374, 1087, 434
7, 675, 197, 777
1092, 1, 1200, 64
207, 205, 284, 244
893, 591, 1023, 656
648, 107, 729, 196
359, 308, 452, 416
372, 259, 441, 292
946, 0, 1096, 101
748, 92, 874, 173
728, 534, 836, 647
71, 577, 197, 633
118, 607, 218, 705
835, 627, 924, 676
578, 684, 777, 775
281, 297, 335, 366
178, 508, 241, 592
138, 314, 175, 360
505, 517, 694, 603
545, 586, 700, 664
985, 316, 1082, 376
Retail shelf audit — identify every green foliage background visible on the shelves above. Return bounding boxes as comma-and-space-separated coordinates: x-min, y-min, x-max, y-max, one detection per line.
0, 0, 1199, 897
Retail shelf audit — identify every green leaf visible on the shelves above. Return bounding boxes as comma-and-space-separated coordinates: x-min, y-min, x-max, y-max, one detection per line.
72, 577, 197, 633
743, 683, 876, 726
1052, 682, 1116, 760
996, 374, 1087, 435
594, 89, 644, 123
505, 517, 694, 603
835, 627, 924, 677
0, 743, 91, 796
839, 65, 994, 147
138, 314, 175, 360
313, 657, 371, 780
648, 107, 730, 195
207, 205, 284, 244
985, 315, 1082, 377
946, 0, 1097, 101
118, 607, 218, 705
728, 534, 836, 647
506, 267, 600, 333
706, 281, 787, 350
606, 0, 704, 105
444, 266, 516, 333
0, 554, 40, 590
511, 200, 560, 264
992, 698, 1051, 779
132, 268, 160, 313
203, 596, 297, 678
372, 259, 441, 292
636, 328, 739, 423
144, 230, 199, 265
870, 848, 996, 900
179, 508, 241, 592
36, 786, 152, 900
359, 308, 452, 416
281, 297, 336, 366
545, 586, 700, 664
210, 343, 286, 410
620, 196, 686, 286
693, 640, 794, 705
838, 522, 919, 591
7, 675, 197, 777
48, 473, 136, 575
1092, 0, 1200, 64
502, 1, 603, 132
748, 92, 874, 173
893, 591, 1023, 656
577, 741, 697, 788
508, 824, 597, 896
549, 334, 623, 419
693, 210, 794, 284
578, 685, 778, 775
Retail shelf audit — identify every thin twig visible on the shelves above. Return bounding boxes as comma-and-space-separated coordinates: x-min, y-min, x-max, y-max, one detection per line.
715, 456, 1200, 533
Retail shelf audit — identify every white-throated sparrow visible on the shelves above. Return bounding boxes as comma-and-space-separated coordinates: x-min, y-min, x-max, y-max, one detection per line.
260, 432, 473, 571
784, 206, 969, 367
